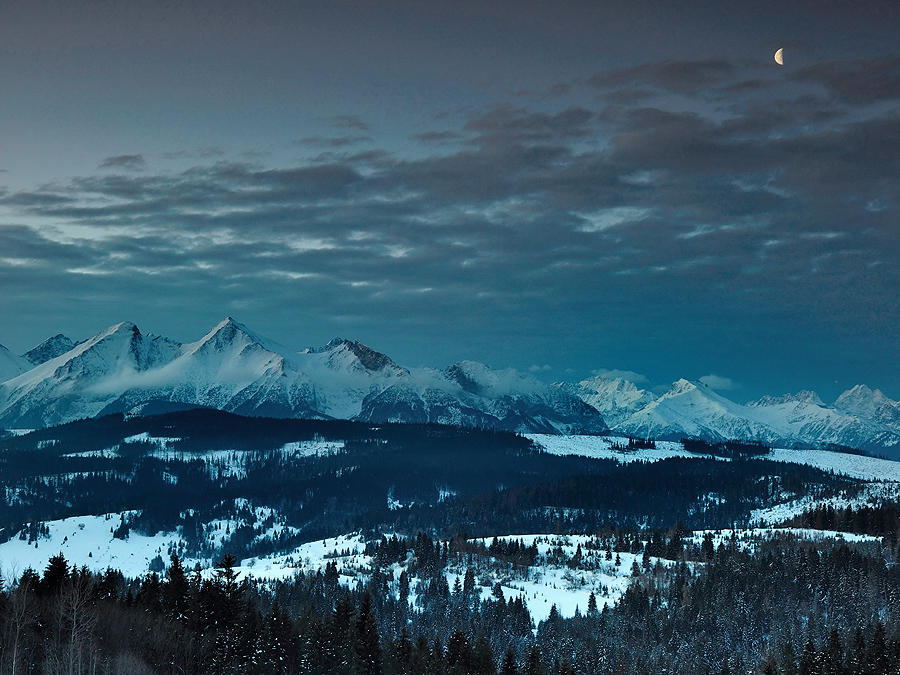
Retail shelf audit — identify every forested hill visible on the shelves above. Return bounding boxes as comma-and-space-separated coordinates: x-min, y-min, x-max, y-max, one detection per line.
0, 410, 861, 559
1, 410, 899, 674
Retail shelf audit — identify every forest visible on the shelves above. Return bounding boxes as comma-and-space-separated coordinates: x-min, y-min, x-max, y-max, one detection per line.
0, 410, 897, 674
0, 411, 859, 556
3, 521, 900, 674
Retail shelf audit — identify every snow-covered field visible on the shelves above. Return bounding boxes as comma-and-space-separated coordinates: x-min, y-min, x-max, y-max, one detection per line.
0, 512, 179, 580
239, 533, 650, 623
689, 527, 882, 551
3, 432, 898, 626
0, 519, 647, 624
766, 447, 900, 482
751, 480, 900, 525
527, 435, 715, 463
528, 434, 900, 482
0, 510, 888, 626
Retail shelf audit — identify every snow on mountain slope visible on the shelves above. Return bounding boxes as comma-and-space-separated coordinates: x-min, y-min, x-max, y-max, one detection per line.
0, 318, 603, 433
744, 390, 900, 451
0, 323, 182, 427
614, 379, 774, 442
22, 334, 76, 366
833, 385, 900, 432
561, 375, 656, 427
3, 317, 898, 447
0, 343, 32, 383
292, 337, 410, 419
578, 378, 900, 452
356, 361, 608, 434
147, 317, 320, 417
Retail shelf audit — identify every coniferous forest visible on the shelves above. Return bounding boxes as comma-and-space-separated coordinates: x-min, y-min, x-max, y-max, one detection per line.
0, 410, 898, 674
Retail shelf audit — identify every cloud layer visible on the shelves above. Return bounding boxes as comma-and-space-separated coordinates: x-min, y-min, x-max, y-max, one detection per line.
1, 53, 899, 398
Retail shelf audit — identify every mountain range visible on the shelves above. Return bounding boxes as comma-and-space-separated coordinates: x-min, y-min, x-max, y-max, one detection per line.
1, 318, 899, 456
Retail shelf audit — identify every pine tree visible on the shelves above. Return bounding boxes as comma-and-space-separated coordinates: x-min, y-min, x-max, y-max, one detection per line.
326, 594, 354, 675
258, 599, 294, 675
822, 628, 842, 675
501, 648, 519, 675
355, 591, 383, 675
164, 553, 190, 621
525, 646, 544, 675
800, 638, 818, 675
427, 637, 446, 675
446, 629, 471, 674
41, 553, 69, 595
472, 633, 496, 675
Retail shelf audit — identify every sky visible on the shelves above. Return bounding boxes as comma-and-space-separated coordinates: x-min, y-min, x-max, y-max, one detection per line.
0, 0, 898, 402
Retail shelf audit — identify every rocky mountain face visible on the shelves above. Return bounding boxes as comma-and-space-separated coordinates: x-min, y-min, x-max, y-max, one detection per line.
1, 319, 899, 453
561, 376, 656, 428
0, 319, 605, 434
22, 334, 76, 366
575, 376, 900, 454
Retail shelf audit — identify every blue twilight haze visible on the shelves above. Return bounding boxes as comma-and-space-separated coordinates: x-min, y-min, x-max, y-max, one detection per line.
0, 0, 898, 402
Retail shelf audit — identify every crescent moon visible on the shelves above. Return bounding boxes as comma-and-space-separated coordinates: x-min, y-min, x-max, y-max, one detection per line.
774, 48, 784, 66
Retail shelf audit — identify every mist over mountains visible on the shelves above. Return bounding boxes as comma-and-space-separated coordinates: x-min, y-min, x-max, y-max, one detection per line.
1, 318, 899, 456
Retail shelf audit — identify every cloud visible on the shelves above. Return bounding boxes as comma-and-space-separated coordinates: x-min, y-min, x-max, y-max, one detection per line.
464, 104, 594, 145
2, 56, 899, 389
589, 58, 738, 93
99, 154, 145, 171
330, 114, 371, 131
411, 130, 464, 144
162, 147, 226, 160
297, 135, 371, 148
699, 374, 739, 391
592, 368, 648, 384
792, 57, 900, 103
529, 364, 551, 372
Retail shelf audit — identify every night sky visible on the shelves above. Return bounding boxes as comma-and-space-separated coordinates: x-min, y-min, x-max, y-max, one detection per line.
1, 0, 898, 401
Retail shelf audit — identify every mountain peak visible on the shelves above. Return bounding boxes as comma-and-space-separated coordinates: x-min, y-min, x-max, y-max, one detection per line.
342, 340, 399, 373
835, 384, 887, 406
103, 321, 138, 336
23, 334, 76, 366
444, 362, 485, 395
211, 316, 252, 336
833, 384, 900, 426
750, 391, 825, 407
665, 378, 699, 397
322, 338, 403, 374
195, 318, 276, 351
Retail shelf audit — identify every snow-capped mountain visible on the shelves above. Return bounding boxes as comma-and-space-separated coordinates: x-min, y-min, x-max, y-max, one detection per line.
0, 344, 32, 382
606, 379, 900, 453
22, 334, 76, 365
2, 318, 899, 451
0, 319, 603, 434
833, 385, 900, 432
358, 361, 607, 434
741, 390, 900, 450
613, 379, 775, 443
561, 375, 656, 428
0, 322, 181, 428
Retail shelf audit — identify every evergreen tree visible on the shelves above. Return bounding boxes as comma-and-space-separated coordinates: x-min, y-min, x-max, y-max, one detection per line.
501, 648, 519, 675
41, 553, 69, 595
163, 553, 190, 621
356, 591, 383, 675
525, 646, 544, 675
